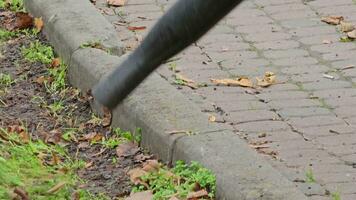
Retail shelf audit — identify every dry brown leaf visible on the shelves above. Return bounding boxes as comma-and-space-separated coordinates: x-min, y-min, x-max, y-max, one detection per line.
127, 26, 146, 31
14, 12, 33, 30
81, 132, 103, 142
210, 77, 253, 88
187, 189, 208, 199
116, 142, 139, 157
34, 17, 44, 31
347, 29, 356, 39
142, 160, 160, 172
8, 125, 30, 143
85, 161, 94, 169
102, 107, 112, 127
125, 191, 153, 200
13, 188, 30, 200
47, 182, 66, 194
51, 152, 61, 165
321, 15, 344, 25
128, 168, 149, 187
256, 72, 276, 87
51, 58, 61, 68
107, 0, 125, 6
35, 76, 46, 84
340, 21, 355, 32
208, 115, 216, 122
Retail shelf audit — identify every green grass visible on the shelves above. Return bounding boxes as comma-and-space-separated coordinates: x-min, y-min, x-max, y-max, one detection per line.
305, 169, 316, 183
0, 0, 24, 12
0, 127, 109, 200
133, 160, 216, 200
0, 73, 15, 87
0, 29, 18, 42
22, 40, 54, 64
100, 128, 141, 149
331, 191, 341, 200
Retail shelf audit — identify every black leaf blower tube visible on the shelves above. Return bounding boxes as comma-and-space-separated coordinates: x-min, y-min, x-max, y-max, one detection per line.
92, 0, 244, 109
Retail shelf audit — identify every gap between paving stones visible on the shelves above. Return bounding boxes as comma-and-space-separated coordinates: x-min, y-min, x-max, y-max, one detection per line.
24, 0, 308, 199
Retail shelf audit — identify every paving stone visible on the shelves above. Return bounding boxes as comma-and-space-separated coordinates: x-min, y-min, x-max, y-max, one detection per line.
287, 115, 346, 128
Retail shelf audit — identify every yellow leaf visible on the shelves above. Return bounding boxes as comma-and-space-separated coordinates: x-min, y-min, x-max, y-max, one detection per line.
256, 72, 276, 87
210, 77, 253, 88
34, 17, 44, 31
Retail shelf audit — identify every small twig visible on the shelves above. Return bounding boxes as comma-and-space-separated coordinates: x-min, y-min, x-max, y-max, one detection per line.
47, 182, 66, 194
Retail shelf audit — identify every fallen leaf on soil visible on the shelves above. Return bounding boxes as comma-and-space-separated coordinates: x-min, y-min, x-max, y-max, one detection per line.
187, 189, 208, 199
321, 15, 344, 25
128, 168, 149, 187
81, 132, 103, 142
35, 76, 47, 84
47, 182, 66, 194
208, 115, 216, 122
8, 125, 29, 143
13, 188, 30, 200
127, 26, 146, 31
256, 72, 276, 87
347, 29, 356, 39
34, 17, 44, 31
14, 12, 33, 30
210, 77, 253, 87
125, 191, 153, 200
51, 58, 61, 68
142, 160, 160, 172
340, 21, 354, 32
107, 0, 125, 6
116, 142, 140, 157
102, 107, 112, 127
51, 152, 61, 165
322, 39, 332, 44
85, 161, 94, 168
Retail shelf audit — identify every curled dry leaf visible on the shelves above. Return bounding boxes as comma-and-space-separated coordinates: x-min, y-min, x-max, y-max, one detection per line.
34, 17, 44, 31
187, 189, 209, 199
347, 29, 356, 39
102, 107, 112, 127
125, 191, 153, 200
256, 72, 276, 87
107, 0, 125, 6
340, 21, 355, 32
321, 15, 344, 25
210, 77, 253, 88
208, 115, 216, 122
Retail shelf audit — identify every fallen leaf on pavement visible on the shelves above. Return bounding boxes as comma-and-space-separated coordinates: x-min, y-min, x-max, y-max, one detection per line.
116, 142, 140, 157
208, 115, 216, 122
321, 15, 344, 25
347, 29, 356, 39
125, 191, 153, 200
127, 26, 146, 31
34, 17, 44, 31
256, 72, 276, 87
127, 168, 149, 187
340, 21, 354, 32
210, 77, 253, 88
107, 0, 125, 6
187, 189, 209, 199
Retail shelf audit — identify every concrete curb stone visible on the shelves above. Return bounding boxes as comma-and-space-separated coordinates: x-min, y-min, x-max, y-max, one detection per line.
24, 0, 308, 199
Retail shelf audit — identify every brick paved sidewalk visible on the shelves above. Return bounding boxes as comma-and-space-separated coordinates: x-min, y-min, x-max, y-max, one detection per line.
94, 0, 356, 199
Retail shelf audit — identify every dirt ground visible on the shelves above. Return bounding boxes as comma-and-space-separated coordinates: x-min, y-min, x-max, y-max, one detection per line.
0, 9, 153, 199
